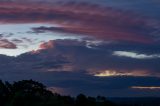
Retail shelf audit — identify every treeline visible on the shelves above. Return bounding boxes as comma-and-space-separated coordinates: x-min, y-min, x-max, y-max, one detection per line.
0, 80, 115, 106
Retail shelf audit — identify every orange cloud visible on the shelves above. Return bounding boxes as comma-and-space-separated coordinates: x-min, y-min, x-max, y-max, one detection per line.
39, 40, 55, 50
91, 69, 159, 77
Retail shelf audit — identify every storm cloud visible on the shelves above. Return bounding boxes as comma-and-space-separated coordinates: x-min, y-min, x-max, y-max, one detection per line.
0, 39, 160, 97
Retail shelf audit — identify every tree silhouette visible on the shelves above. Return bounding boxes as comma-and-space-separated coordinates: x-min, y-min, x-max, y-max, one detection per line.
8, 80, 53, 106
76, 94, 88, 106
0, 80, 9, 105
0, 79, 116, 106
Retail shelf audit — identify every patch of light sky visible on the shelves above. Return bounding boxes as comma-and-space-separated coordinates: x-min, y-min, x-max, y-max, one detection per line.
0, 24, 83, 56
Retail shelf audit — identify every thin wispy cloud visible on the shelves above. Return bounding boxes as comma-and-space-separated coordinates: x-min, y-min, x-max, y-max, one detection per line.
113, 51, 160, 59
131, 86, 160, 90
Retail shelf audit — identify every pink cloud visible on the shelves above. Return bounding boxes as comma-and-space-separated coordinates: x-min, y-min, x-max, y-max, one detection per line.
0, 39, 17, 49
0, 2, 158, 43
39, 40, 55, 50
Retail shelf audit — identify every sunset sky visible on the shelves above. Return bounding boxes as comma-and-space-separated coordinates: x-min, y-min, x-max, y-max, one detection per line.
0, 0, 160, 97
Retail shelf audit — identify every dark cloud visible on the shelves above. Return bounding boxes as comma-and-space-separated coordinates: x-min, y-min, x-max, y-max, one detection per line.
21, 37, 33, 43
20, 39, 159, 76
32, 26, 73, 34
0, 34, 3, 38
0, 39, 159, 97
11, 39, 23, 43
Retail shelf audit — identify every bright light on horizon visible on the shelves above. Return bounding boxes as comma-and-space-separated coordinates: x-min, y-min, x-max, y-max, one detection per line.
93, 70, 155, 77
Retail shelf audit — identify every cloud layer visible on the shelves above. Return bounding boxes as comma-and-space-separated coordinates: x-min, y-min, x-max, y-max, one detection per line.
0, 1, 159, 44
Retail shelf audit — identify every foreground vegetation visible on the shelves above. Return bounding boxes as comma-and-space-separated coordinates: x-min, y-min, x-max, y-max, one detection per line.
0, 80, 115, 106
1, 79, 160, 106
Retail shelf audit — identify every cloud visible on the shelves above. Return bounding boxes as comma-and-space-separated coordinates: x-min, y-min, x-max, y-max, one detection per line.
113, 51, 160, 59
21, 37, 33, 43
38, 39, 86, 50
39, 40, 55, 50
0, 34, 4, 38
12, 39, 23, 43
0, 2, 159, 43
131, 86, 160, 90
93, 70, 154, 77
0, 39, 159, 97
28, 40, 160, 77
0, 39, 17, 49
32, 26, 71, 34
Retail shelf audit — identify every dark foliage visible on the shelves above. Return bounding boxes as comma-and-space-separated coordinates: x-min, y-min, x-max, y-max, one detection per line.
0, 79, 115, 106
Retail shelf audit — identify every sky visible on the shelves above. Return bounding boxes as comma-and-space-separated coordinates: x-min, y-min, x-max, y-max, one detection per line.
0, 0, 160, 97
